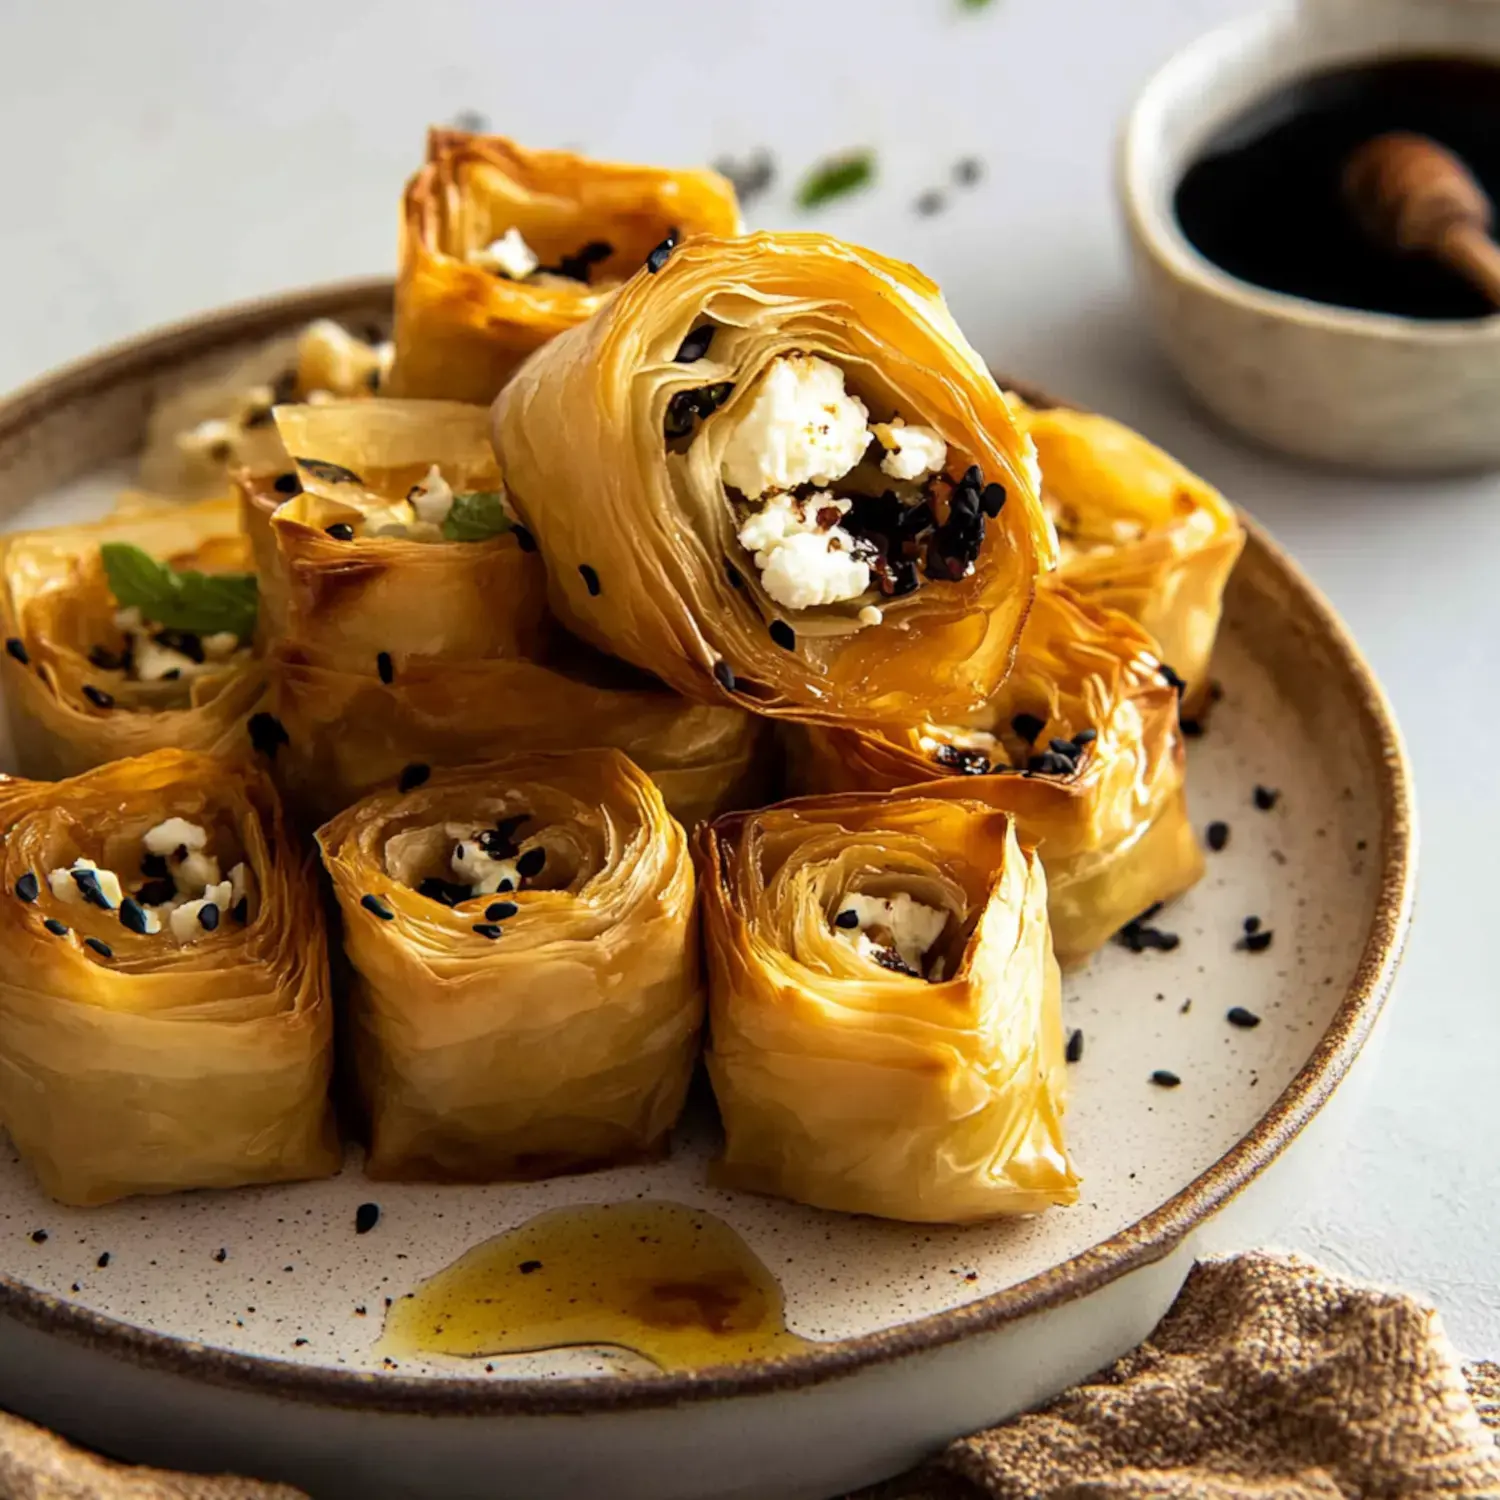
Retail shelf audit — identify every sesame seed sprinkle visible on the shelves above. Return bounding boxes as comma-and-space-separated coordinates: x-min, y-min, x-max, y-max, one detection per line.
15, 872, 38, 903
272, 473, 301, 495
1253, 785, 1280, 811
83, 685, 114, 709
355, 1203, 380, 1234
119, 899, 150, 935
713, 659, 737, 692
1065, 1029, 1084, 1063
834, 909, 860, 930
725, 562, 744, 590
1150, 1069, 1182, 1088
578, 564, 601, 597
486, 901, 518, 921
769, 620, 796, 651
43, 918, 68, 938
645, 230, 678, 273
84, 937, 113, 959
377, 651, 394, 685
325, 523, 355, 541
4, 637, 29, 666
231, 897, 250, 924
198, 903, 220, 932
398, 763, 430, 793
1206, 821, 1230, 852
1227, 1006, 1261, 1029
513, 525, 537, 553
361, 894, 394, 921
675, 325, 715, 363
472, 923, 503, 940
1238, 929, 1274, 953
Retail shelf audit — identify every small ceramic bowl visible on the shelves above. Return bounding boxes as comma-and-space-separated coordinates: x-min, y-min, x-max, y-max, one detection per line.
1120, 0, 1500, 473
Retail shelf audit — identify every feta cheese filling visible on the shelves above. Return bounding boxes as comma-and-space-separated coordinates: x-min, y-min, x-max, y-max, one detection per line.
734, 493, 871, 612
721, 354, 871, 500
468, 227, 541, 281
106, 608, 248, 688
46, 858, 122, 909
451, 837, 520, 897
872, 420, 948, 482
832, 892, 948, 977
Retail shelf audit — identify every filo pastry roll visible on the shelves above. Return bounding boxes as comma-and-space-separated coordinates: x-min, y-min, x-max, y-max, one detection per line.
792, 585, 1201, 965
0, 750, 338, 1205
494, 232, 1056, 725
241, 398, 548, 662
699, 793, 1077, 1223
0, 498, 266, 779
317, 749, 701, 1181
1009, 393, 1244, 710
390, 129, 740, 403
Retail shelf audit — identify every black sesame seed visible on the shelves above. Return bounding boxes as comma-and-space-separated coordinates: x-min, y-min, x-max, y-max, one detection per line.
230, 897, 249, 924
84, 937, 113, 959
980, 483, 1007, 518
517, 847, 546, 880
88, 645, 124, 671
1160, 663, 1187, 697
486, 901, 518, 921
214, 1247, 228, 1262
1027, 750, 1076, 776
355, 1203, 380, 1234
645, 230, 678, 273
294, 457, 364, 485
134, 877, 176, 907
954, 157, 983, 186
272, 472, 301, 495
1227, 1006, 1261, 1029
472, 923, 503, 940
30, 1230, 47, 1244
398, 762, 430, 793
1243, 915, 1261, 934
71, 869, 113, 910
119, 898, 150, 935
198, 903, 220, 932
325, 523, 355, 541
14, 872, 38, 903
519, 1259, 543, 1274
5, 637, 30, 666
1065, 1028, 1084, 1064
1238, 929, 1274, 953
248, 712, 289, 760
724, 562, 744, 590
1115, 904, 1181, 953
1011, 713, 1045, 744
579, 564, 601, 597
1150, 1069, 1182, 1088
1206, 821, 1230, 852
713, 659, 737, 692
1253, 785, 1280, 811
675, 324, 716, 363
1181, 718, 1205, 738
361, 894, 394, 921
1048, 737, 1080, 758
834, 909, 861, 930
513, 524, 537, 553
83, 685, 114, 709
417, 877, 470, 908
960, 464, 982, 491
43, 918, 68, 938
769, 620, 796, 651
934, 743, 990, 775
377, 651, 394, 685
96, 1252, 110, 1268
914, 189, 946, 217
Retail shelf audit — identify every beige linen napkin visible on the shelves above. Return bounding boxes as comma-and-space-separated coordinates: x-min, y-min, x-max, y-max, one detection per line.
858, 1252, 1500, 1500
1, 1254, 1495, 1499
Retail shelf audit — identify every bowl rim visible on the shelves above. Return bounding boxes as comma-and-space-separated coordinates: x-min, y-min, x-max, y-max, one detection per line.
1118, 8, 1500, 343
0, 278, 1417, 1418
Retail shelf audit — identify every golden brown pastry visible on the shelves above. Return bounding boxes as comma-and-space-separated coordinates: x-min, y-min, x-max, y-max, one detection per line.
389, 129, 740, 403
317, 749, 700, 1181
0, 750, 338, 1205
1010, 393, 1244, 709
0, 498, 266, 778
792, 585, 1201, 965
241, 398, 549, 664
700, 792, 1077, 1223
493, 231, 1056, 726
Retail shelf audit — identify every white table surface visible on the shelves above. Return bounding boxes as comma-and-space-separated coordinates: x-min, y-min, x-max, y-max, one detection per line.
0, 0, 1493, 1361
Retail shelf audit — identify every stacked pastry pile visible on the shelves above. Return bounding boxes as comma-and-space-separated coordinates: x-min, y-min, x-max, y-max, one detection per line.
0, 128, 1242, 1216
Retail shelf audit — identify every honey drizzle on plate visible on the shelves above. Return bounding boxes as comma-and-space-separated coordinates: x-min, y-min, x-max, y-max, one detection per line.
379, 1201, 812, 1372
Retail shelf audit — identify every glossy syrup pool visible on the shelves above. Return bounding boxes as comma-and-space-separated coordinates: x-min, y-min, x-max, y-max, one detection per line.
0, 592, 1386, 1380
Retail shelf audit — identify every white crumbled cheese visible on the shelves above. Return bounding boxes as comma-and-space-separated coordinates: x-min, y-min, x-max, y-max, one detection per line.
361, 500, 419, 539
46, 858, 122, 908
132, 904, 163, 935
858, 605, 884, 627
408, 465, 456, 529
375, 341, 395, 386
202, 631, 241, 661
305, 388, 337, 405
143, 819, 208, 857
227, 862, 253, 907
168, 879, 232, 945
872, 420, 947, 482
470, 227, 540, 280
451, 839, 520, 897
833, 892, 948, 975
297, 319, 385, 398
759, 533, 870, 611
720, 354, 870, 500
175, 850, 221, 895
918, 725, 1003, 757
736, 493, 870, 612
177, 418, 237, 460
133, 634, 204, 683
113, 607, 143, 633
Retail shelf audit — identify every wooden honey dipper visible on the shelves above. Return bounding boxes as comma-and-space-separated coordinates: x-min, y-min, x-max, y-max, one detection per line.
1344, 131, 1500, 309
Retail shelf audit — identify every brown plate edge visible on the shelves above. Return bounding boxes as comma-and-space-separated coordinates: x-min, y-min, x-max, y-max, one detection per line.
0, 280, 1416, 1418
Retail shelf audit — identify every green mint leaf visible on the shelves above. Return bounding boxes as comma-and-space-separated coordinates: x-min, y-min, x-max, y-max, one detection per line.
796, 151, 875, 210
441, 491, 514, 543
100, 543, 258, 641
960, 0, 997, 10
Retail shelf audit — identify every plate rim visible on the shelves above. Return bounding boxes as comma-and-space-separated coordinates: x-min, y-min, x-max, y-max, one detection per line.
0, 278, 1417, 1416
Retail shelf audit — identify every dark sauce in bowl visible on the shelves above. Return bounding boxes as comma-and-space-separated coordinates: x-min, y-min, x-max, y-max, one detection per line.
1175, 57, 1500, 320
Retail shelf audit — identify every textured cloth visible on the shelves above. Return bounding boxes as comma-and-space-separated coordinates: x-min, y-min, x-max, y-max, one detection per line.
858, 1252, 1500, 1500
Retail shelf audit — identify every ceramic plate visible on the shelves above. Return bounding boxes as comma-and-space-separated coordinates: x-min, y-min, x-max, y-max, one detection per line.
0, 282, 1413, 1496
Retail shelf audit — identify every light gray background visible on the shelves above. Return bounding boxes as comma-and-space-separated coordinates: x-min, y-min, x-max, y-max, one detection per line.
0, 0, 1493, 1358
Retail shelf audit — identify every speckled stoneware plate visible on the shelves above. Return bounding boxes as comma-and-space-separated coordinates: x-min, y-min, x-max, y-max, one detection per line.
0, 281, 1414, 1500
